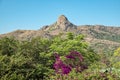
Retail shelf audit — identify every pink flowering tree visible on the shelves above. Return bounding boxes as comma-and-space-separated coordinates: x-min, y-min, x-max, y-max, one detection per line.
53, 51, 87, 75
48, 33, 99, 80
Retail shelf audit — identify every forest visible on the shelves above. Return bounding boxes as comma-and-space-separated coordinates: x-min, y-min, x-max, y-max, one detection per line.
0, 32, 120, 80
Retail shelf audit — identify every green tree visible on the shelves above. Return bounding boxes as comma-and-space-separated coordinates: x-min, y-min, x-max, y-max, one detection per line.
50, 33, 99, 66
0, 37, 19, 56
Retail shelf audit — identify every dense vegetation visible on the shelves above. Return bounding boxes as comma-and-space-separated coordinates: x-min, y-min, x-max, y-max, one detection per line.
89, 29, 120, 43
0, 33, 120, 80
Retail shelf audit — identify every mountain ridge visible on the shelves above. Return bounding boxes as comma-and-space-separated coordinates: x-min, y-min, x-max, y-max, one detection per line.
0, 15, 120, 53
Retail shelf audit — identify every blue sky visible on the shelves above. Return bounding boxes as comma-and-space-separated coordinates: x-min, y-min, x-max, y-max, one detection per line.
0, 0, 120, 34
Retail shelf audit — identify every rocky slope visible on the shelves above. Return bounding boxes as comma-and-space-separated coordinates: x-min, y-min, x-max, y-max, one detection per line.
0, 15, 120, 53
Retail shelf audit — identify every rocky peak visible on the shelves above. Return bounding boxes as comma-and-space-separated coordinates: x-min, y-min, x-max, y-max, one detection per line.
57, 15, 68, 25
41, 15, 77, 31
56, 15, 77, 31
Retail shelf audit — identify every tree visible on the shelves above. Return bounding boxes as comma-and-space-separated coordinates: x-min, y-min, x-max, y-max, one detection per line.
0, 37, 19, 56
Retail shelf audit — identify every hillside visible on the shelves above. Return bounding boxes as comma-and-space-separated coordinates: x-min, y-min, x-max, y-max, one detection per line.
0, 15, 120, 53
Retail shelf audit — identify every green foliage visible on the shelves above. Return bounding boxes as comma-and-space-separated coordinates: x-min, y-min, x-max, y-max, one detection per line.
50, 68, 120, 80
0, 37, 53, 80
50, 61, 120, 80
114, 47, 120, 57
67, 32, 74, 40
50, 33, 99, 65
1, 33, 119, 80
49, 38, 120, 80
111, 47, 120, 71
0, 37, 19, 56
90, 29, 120, 42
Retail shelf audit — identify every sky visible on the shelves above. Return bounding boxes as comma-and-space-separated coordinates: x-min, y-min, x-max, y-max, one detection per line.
0, 0, 120, 34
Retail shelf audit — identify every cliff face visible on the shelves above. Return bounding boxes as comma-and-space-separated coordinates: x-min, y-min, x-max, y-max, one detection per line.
0, 15, 120, 53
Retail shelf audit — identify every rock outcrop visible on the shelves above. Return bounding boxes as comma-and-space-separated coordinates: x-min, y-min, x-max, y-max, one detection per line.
42, 15, 77, 31
56, 15, 77, 30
